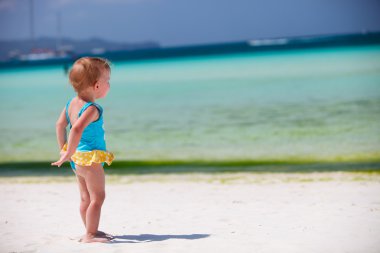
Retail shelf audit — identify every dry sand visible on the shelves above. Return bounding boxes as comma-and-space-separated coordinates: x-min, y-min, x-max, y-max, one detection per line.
0, 172, 380, 253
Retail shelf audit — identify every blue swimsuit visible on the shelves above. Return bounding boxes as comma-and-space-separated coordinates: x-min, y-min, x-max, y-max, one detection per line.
63, 98, 114, 170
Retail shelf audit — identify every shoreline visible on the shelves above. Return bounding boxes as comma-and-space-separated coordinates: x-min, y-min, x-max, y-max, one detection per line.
1, 160, 379, 184
1, 159, 380, 170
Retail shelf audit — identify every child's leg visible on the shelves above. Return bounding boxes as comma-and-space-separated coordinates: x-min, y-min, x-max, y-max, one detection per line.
75, 173, 90, 228
85, 163, 105, 235
76, 163, 107, 242
75, 169, 112, 239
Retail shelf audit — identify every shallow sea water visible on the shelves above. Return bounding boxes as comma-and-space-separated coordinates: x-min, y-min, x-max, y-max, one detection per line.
0, 45, 379, 162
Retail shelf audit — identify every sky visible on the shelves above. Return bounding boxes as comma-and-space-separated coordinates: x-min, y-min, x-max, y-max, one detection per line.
0, 0, 380, 47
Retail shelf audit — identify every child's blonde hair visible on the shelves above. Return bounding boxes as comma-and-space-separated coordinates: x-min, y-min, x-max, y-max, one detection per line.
69, 57, 111, 93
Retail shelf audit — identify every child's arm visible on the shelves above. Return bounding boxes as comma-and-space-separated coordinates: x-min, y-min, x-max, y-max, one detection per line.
51, 106, 99, 167
55, 107, 68, 150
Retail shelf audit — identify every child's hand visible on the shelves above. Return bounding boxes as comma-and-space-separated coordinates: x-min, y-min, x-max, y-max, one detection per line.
51, 152, 71, 167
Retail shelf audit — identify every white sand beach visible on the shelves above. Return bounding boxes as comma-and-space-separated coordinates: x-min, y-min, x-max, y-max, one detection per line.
0, 172, 380, 253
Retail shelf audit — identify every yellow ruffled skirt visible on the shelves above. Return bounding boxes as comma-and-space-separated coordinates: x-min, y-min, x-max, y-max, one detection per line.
61, 143, 114, 166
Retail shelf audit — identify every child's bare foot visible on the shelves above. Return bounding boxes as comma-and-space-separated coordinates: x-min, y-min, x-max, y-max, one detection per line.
79, 233, 111, 243
96, 230, 114, 240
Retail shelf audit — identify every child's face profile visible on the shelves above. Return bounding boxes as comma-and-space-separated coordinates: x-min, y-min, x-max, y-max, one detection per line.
95, 69, 110, 99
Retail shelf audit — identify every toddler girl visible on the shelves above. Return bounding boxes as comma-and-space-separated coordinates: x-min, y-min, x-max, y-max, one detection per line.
52, 57, 114, 243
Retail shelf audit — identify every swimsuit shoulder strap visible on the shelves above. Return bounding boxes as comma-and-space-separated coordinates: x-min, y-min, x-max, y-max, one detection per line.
78, 102, 103, 119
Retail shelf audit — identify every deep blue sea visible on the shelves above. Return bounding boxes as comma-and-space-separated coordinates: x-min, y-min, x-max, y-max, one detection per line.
0, 45, 379, 162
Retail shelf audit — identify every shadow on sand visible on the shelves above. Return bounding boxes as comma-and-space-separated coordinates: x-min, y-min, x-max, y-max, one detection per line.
109, 233, 210, 244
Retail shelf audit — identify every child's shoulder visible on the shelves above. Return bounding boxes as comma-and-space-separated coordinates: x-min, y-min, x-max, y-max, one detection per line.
65, 97, 99, 115
66, 97, 101, 108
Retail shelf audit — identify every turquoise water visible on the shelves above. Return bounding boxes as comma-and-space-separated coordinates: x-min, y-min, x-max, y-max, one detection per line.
0, 45, 380, 162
